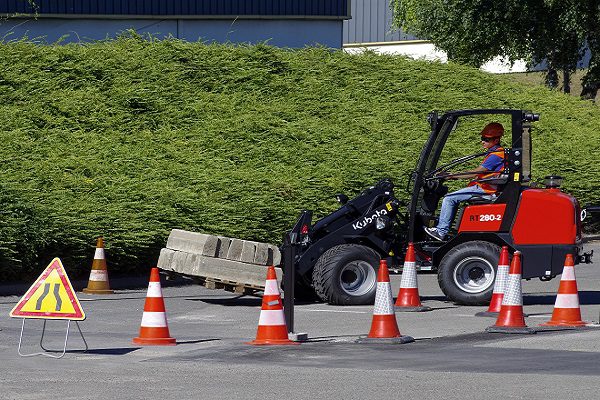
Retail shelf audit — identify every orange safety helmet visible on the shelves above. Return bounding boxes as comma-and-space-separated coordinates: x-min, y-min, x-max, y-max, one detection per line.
480, 122, 504, 138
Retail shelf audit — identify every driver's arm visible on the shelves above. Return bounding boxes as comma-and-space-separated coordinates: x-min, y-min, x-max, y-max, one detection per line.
439, 166, 489, 180
452, 166, 488, 180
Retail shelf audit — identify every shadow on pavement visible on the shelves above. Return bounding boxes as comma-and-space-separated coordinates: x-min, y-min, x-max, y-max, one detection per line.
176, 339, 221, 345
420, 295, 451, 302
186, 297, 262, 307
64, 347, 141, 355
427, 306, 460, 311
524, 290, 600, 305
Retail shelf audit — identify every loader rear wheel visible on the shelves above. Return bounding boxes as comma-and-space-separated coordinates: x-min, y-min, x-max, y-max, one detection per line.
312, 244, 380, 305
437, 241, 500, 305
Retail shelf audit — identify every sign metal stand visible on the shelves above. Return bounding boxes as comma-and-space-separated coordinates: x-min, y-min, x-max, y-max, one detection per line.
18, 318, 88, 359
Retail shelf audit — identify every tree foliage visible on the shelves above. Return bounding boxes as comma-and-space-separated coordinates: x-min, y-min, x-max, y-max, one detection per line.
392, 0, 600, 99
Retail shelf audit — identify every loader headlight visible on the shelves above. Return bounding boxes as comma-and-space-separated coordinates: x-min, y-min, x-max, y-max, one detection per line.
376, 216, 391, 230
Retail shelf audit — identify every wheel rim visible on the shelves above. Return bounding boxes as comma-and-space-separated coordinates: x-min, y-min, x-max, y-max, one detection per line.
452, 256, 495, 294
339, 260, 376, 296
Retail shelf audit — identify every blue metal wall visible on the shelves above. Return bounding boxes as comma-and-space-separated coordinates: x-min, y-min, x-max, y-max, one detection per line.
1, 18, 344, 47
343, 0, 416, 44
1, 0, 350, 17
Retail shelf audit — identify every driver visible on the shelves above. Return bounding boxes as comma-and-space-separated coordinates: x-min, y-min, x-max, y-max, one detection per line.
424, 122, 505, 241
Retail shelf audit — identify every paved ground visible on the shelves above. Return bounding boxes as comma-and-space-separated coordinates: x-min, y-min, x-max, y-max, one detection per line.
0, 241, 599, 399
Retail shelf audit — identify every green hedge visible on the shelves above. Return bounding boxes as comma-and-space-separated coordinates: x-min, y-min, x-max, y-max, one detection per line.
0, 36, 598, 280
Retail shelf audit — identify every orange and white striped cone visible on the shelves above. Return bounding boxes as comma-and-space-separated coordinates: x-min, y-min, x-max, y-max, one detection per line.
357, 260, 414, 344
395, 243, 432, 312
476, 246, 510, 317
247, 266, 298, 345
83, 237, 114, 294
133, 268, 176, 346
486, 251, 535, 334
540, 254, 587, 327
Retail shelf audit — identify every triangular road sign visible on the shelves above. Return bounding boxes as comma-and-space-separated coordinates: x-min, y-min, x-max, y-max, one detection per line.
10, 258, 85, 321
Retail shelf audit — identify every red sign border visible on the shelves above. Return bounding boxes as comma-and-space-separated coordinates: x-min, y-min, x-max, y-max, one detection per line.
10, 258, 85, 320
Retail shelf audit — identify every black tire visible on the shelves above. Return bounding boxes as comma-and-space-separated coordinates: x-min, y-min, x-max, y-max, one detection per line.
312, 244, 380, 305
437, 241, 501, 305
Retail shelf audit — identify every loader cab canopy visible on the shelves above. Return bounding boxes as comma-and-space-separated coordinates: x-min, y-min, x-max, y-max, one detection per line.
407, 109, 539, 242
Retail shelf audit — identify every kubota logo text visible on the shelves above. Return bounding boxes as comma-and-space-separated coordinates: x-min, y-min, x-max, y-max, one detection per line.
352, 209, 388, 230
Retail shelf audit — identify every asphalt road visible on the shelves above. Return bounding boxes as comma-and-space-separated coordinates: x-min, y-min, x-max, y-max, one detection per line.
0, 241, 599, 400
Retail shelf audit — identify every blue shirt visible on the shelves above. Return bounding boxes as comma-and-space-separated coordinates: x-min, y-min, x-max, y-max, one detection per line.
481, 145, 504, 171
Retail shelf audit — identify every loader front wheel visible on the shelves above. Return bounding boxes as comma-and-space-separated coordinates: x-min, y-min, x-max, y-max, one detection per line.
312, 244, 380, 305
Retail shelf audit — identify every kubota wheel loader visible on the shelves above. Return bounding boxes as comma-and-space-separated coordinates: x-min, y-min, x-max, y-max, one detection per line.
284, 109, 594, 305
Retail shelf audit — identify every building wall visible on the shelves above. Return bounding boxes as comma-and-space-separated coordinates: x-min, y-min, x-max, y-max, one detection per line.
343, 0, 414, 44
1, 18, 343, 47
0, 0, 349, 48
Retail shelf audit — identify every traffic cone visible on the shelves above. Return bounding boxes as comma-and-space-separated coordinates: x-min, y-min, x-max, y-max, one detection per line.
133, 268, 176, 345
476, 246, 510, 317
83, 237, 114, 294
540, 254, 587, 327
247, 266, 298, 345
486, 251, 535, 334
395, 242, 432, 312
357, 260, 414, 344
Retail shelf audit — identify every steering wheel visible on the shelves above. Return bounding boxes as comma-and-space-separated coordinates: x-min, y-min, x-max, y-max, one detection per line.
424, 151, 488, 181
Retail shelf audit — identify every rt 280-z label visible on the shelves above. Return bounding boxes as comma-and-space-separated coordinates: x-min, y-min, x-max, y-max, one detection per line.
470, 213, 503, 222
459, 204, 507, 232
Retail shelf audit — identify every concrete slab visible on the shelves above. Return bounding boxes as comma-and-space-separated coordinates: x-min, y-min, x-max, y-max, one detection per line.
159, 248, 282, 288
239, 241, 257, 264
158, 230, 283, 290
225, 239, 244, 262
166, 229, 212, 254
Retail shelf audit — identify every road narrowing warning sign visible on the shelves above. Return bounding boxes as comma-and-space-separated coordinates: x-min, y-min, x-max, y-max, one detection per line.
10, 258, 85, 320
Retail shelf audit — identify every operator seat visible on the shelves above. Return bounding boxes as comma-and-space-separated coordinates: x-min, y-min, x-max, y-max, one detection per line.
466, 172, 510, 205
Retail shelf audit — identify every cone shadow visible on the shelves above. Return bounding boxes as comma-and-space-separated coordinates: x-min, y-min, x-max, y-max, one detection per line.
419, 295, 452, 302
428, 306, 460, 311
524, 291, 600, 306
